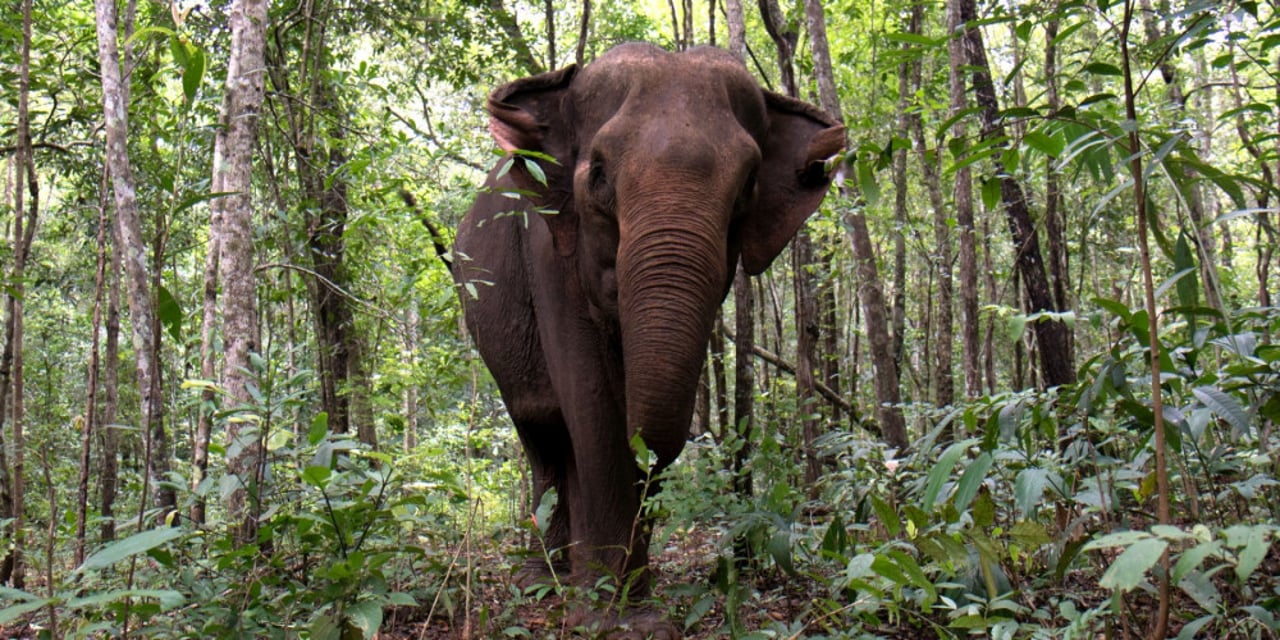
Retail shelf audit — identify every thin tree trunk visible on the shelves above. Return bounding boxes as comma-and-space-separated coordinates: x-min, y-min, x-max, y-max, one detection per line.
956, 0, 1073, 388
545, 0, 556, 68
1138, 0, 1224, 314
765, 0, 822, 482
101, 212, 123, 543
96, 0, 170, 520
1044, 14, 1072, 329
575, 0, 591, 66
213, 0, 270, 542
3, 0, 35, 585
78, 176, 111, 566
725, 3, 754, 498
804, 0, 906, 448
732, 267, 755, 498
489, 0, 544, 75
404, 305, 420, 451
711, 323, 730, 437
891, 38, 909, 379
725, 0, 746, 61
946, 0, 981, 401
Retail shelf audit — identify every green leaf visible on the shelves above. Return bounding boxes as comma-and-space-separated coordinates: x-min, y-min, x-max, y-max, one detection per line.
1234, 525, 1269, 582
302, 465, 332, 487
871, 494, 900, 537
182, 45, 206, 104
534, 487, 557, 537
1191, 386, 1250, 436
981, 177, 1002, 211
1014, 467, 1051, 518
953, 452, 992, 512
0, 597, 50, 625
1172, 539, 1221, 583
1024, 130, 1064, 157
157, 285, 183, 344
1099, 538, 1167, 593
523, 157, 548, 186
66, 588, 184, 611
80, 527, 185, 572
767, 530, 795, 576
309, 412, 330, 446
1082, 62, 1123, 76
920, 438, 978, 509
857, 160, 880, 207
346, 599, 383, 639
821, 512, 848, 559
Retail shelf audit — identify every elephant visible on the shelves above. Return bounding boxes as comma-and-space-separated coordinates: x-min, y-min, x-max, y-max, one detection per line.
453, 42, 843, 635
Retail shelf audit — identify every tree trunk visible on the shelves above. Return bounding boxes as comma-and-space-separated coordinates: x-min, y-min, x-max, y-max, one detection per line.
213, 0, 270, 542
891, 38, 909, 379
267, 2, 370, 443
725, 0, 746, 61
2, 0, 35, 585
96, 0, 172, 519
805, 0, 906, 449
732, 267, 755, 498
575, 0, 591, 66
956, 0, 1073, 389
724, 5, 754, 498
1044, 14, 1072, 327
101, 213, 123, 543
945, 0, 981, 401
78, 177, 111, 566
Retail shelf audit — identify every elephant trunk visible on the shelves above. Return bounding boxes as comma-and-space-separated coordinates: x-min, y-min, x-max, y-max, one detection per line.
616, 192, 729, 471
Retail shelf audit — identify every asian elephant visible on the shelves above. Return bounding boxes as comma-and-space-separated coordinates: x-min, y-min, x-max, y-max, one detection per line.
453, 42, 843, 634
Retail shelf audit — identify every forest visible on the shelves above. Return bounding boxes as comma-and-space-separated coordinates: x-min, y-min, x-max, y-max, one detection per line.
1, 0, 1278, 637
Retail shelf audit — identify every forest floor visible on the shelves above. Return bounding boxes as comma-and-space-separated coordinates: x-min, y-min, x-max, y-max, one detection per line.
384, 527, 937, 640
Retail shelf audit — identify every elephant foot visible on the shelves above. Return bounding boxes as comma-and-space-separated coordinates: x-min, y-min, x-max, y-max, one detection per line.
513, 556, 570, 590
565, 607, 682, 640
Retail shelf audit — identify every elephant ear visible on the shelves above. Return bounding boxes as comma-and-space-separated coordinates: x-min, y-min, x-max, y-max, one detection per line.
488, 64, 580, 256
738, 92, 846, 275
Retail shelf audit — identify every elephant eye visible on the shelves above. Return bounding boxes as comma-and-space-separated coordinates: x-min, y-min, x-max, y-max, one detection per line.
588, 160, 608, 192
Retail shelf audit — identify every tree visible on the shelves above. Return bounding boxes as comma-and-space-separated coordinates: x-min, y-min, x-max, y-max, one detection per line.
804, 0, 907, 449
94, 0, 175, 518
953, 0, 1073, 389
209, 0, 271, 540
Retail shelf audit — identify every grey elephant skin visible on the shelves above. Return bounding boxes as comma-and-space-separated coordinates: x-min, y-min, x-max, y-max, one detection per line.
453, 42, 843, 632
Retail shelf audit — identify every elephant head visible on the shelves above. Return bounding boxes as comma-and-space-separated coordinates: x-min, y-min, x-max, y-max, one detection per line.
485, 43, 844, 469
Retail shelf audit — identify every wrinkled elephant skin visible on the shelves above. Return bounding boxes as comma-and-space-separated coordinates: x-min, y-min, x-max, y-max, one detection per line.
453, 43, 843, 632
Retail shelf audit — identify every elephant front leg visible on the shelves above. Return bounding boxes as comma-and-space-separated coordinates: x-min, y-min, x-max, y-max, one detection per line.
566, 420, 653, 597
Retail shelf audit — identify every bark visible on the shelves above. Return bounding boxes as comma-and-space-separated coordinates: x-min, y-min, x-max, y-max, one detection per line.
575, 0, 591, 66
956, 0, 1073, 388
732, 266, 755, 498
1044, 15, 1072, 322
212, 0, 269, 541
2, 0, 35, 585
545, 0, 556, 68
78, 178, 111, 566
96, 0, 172, 520
805, 0, 906, 448
765, 0, 822, 483
725, 0, 746, 61
725, 0, 754, 498
268, 2, 369, 443
489, 0, 544, 74
944, 0, 980, 401
891, 44, 909, 378
101, 214, 123, 543
1138, 0, 1224, 314
1229, 43, 1277, 307
711, 322, 730, 437
757, 0, 796, 95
